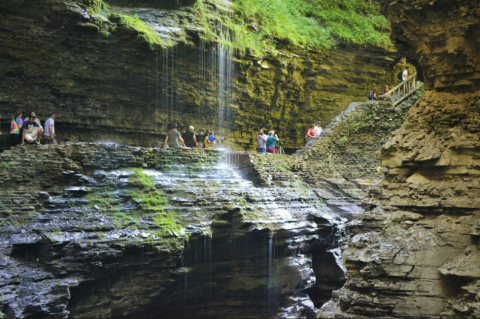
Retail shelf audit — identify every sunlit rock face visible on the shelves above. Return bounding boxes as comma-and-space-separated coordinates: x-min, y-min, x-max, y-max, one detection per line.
320, 1, 480, 318
0, 0, 399, 151
0, 144, 345, 318
387, 0, 480, 90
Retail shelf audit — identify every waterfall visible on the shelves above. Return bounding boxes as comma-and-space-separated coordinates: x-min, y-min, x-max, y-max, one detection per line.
151, 10, 235, 138
216, 42, 235, 138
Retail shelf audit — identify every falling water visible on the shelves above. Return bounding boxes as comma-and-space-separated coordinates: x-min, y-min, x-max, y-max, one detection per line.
150, 10, 235, 136
216, 43, 234, 136
267, 235, 276, 315
198, 41, 208, 126
183, 270, 188, 319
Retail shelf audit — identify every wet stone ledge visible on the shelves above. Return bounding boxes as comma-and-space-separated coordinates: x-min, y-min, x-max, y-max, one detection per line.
0, 142, 346, 318
0, 142, 223, 189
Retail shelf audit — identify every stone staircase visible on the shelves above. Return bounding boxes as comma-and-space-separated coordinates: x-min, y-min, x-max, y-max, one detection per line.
290, 85, 424, 217
294, 74, 424, 158
294, 102, 361, 158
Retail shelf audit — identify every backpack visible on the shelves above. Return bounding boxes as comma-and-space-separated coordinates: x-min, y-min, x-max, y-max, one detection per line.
367, 91, 373, 100
397, 71, 403, 80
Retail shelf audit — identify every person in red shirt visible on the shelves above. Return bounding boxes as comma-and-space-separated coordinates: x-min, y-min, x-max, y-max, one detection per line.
383, 85, 390, 95
305, 124, 316, 144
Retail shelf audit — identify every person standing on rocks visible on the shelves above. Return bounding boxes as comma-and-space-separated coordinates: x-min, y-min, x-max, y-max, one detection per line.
10, 111, 23, 146
266, 131, 279, 153
256, 129, 267, 153
183, 126, 198, 148
164, 124, 185, 149
43, 112, 56, 144
305, 124, 316, 144
314, 121, 323, 137
205, 131, 223, 150
203, 131, 210, 149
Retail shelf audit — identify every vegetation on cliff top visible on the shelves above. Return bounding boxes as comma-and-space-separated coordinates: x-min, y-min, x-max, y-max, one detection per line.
195, 0, 392, 55
87, 0, 392, 55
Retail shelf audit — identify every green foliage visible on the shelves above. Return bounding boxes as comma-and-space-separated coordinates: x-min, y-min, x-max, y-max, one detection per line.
114, 13, 168, 49
87, 0, 108, 15
193, 0, 392, 56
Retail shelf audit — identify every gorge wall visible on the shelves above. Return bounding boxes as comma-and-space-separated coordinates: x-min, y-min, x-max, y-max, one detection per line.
318, 0, 480, 318
0, 0, 400, 152
0, 144, 346, 318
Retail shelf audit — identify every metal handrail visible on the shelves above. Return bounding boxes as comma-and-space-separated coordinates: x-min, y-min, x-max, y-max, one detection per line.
378, 72, 424, 107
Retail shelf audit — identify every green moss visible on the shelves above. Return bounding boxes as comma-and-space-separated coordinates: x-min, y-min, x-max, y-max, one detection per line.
152, 212, 183, 233
131, 168, 154, 189
85, 190, 115, 208
86, 0, 109, 15
114, 13, 167, 49
193, 0, 392, 56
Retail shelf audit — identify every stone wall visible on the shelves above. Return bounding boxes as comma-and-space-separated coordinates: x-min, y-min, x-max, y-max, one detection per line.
0, 0, 400, 152
292, 96, 421, 218
318, 1, 480, 318
0, 143, 342, 318
387, 0, 480, 90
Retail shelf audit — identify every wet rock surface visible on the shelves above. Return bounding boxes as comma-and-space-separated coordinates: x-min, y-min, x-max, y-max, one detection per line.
0, 144, 345, 318
290, 96, 422, 218
0, 0, 399, 151
315, 1, 480, 318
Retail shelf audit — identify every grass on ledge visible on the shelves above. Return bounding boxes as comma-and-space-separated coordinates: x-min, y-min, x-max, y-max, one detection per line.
114, 13, 168, 49
193, 0, 392, 56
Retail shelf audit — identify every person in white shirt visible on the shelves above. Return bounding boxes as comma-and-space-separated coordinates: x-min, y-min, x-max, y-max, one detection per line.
43, 112, 56, 145
314, 121, 323, 137
256, 129, 268, 153
402, 66, 410, 81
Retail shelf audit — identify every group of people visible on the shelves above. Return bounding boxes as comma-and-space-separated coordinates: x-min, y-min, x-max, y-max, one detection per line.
2, 111, 56, 147
256, 129, 280, 153
255, 120, 323, 153
163, 125, 223, 150
368, 66, 410, 101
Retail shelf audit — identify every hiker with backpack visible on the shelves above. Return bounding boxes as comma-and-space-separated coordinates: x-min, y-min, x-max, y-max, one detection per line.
368, 88, 377, 101
398, 66, 410, 82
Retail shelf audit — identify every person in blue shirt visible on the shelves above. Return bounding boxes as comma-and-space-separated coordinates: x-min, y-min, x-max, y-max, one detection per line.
205, 131, 224, 149
266, 131, 279, 153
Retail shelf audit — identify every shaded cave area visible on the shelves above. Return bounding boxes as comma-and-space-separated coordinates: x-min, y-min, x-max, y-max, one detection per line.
63, 220, 346, 318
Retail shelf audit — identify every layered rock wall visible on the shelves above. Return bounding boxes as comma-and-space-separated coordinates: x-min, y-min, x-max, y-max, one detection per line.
0, 0, 399, 151
388, 0, 480, 90
0, 144, 342, 318
319, 1, 480, 318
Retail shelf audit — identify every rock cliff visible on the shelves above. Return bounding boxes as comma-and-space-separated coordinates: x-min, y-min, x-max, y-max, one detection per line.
319, 1, 480, 318
0, 144, 344, 318
0, 0, 400, 151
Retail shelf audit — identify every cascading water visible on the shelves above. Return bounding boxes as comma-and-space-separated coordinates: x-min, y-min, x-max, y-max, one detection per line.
148, 7, 235, 140
216, 42, 235, 140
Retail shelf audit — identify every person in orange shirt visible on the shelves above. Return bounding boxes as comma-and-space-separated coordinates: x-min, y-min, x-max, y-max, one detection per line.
305, 124, 316, 144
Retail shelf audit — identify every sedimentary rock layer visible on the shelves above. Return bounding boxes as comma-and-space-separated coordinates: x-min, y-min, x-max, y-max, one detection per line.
319, 1, 480, 318
0, 144, 343, 318
0, 0, 400, 151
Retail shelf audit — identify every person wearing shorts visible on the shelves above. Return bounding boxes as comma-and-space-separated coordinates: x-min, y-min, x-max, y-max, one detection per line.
22, 115, 42, 145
